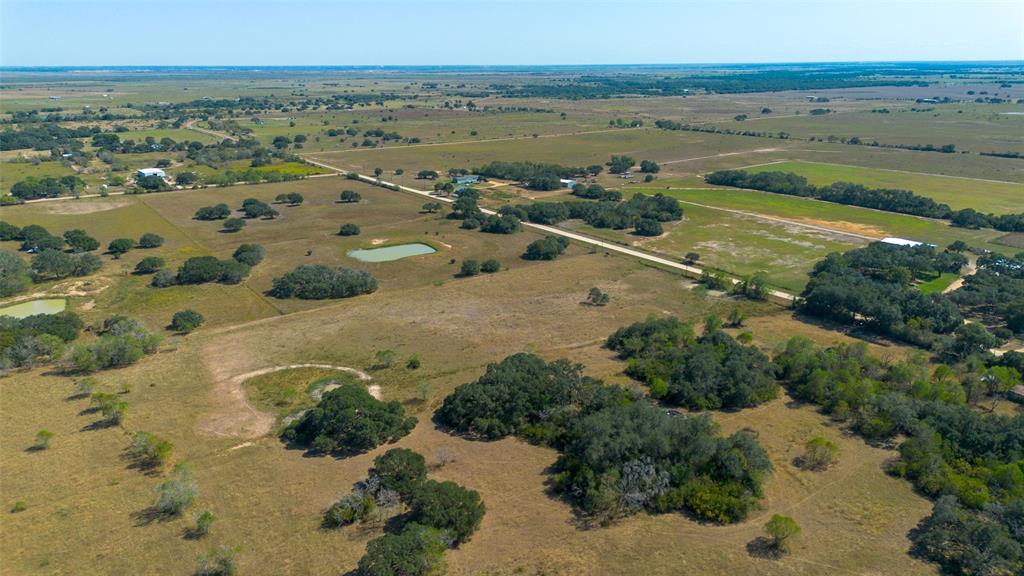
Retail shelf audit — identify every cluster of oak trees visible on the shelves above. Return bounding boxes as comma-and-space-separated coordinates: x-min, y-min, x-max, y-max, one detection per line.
950, 251, 1024, 336
281, 383, 415, 455
436, 353, 772, 524
148, 245, 263, 289
269, 265, 378, 300
500, 191, 682, 236
775, 337, 1023, 575
607, 316, 778, 410
323, 448, 486, 576
799, 242, 967, 346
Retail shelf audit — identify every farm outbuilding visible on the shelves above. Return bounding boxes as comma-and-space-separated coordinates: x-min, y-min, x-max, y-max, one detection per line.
560, 178, 577, 188
881, 237, 924, 247
452, 175, 480, 185
1009, 385, 1024, 404
136, 168, 167, 179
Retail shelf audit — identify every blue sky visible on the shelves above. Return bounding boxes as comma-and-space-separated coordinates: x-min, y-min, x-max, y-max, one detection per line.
1, 0, 1021, 66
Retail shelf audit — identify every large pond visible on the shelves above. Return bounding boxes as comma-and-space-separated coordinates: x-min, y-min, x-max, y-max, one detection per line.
347, 243, 437, 263
0, 298, 67, 319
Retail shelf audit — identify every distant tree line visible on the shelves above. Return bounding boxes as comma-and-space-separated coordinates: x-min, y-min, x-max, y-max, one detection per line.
494, 68, 930, 99
980, 150, 1023, 159
498, 192, 682, 236
654, 118, 791, 141
706, 169, 1024, 232
0, 124, 99, 151
10, 175, 86, 200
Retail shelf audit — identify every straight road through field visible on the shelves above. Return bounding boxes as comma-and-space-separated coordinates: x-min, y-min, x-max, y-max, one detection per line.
661, 147, 786, 165
184, 119, 237, 142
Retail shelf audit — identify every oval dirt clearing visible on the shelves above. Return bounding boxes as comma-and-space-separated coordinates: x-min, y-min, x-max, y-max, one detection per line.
196, 364, 378, 439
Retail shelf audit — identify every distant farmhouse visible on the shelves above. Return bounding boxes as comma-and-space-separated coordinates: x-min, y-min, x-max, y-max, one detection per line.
452, 175, 479, 185
559, 178, 577, 188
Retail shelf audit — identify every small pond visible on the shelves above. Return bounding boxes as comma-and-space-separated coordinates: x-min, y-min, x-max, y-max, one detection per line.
0, 298, 67, 319
347, 243, 437, 263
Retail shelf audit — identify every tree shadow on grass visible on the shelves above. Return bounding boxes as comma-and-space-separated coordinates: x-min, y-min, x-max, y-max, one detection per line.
131, 506, 180, 527
181, 526, 207, 541
791, 312, 897, 348
746, 536, 782, 559
77, 406, 100, 416
80, 419, 117, 432
538, 466, 609, 532
280, 438, 372, 461
121, 450, 164, 477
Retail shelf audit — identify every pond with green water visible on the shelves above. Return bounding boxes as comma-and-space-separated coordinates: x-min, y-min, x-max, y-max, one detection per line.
0, 298, 67, 319
347, 243, 437, 263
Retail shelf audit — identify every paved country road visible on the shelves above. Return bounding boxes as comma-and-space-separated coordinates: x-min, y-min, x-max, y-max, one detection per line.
184, 119, 237, 141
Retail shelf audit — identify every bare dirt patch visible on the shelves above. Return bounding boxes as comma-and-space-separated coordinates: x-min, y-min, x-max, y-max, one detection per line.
38, 198, 132, 215
0, 278, 109, 307
790, 217, 887, 239
997, 232, 1024, 249
195, 363, 375, 439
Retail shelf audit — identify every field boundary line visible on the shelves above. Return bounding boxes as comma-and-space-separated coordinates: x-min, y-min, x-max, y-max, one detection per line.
16, 173, 337, 204
308, 126, 637, 154
731, 159, 789, 171
786, 159, 1024, 186
661, 147, 787, 166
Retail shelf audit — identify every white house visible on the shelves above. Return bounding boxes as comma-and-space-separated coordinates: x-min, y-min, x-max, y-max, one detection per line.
137, 168, 166, 179
560, 178, 577, 189
881, 237, 923, 247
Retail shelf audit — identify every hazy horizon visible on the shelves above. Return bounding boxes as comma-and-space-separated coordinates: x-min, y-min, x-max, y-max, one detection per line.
0, 60, 1021, 70
2, 0, 1021, 67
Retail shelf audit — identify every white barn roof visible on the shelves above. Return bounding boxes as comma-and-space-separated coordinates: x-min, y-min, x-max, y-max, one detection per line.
880, 237, 923, 247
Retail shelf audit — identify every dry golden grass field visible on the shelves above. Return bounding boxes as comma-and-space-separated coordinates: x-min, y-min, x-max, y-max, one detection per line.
6, 68, 1023, 576
1, 174, 938, 575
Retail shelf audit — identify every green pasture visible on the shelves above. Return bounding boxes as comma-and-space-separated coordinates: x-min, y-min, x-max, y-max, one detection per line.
563, 202, 863, 292
744, 160, 1024, 214
0, 160, 77, 195
640, 187, 1012, 255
